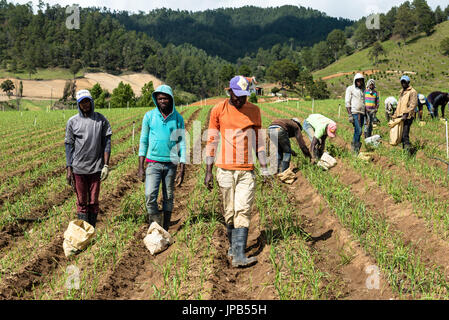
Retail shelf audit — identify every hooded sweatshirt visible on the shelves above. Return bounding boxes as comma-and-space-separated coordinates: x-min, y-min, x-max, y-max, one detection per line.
345, 73, 366, 115
65, 97, 112, 175
365, 79, 379, 112
138, 85, 186, 164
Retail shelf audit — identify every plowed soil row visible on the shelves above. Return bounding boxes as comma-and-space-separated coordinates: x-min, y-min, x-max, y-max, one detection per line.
0, 108, 198, 300
260, 108, 395, 299
0, 146, 137, 257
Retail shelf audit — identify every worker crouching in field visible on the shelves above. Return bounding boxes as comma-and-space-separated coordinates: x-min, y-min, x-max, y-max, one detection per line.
394, 75, 418, 155
138, 85, 186, 231
427, 91, 449, 120
417, 93, 433, 123
364, 79, 379, 139
65, 89, 112, 228
345, 73, 366, 155
302, 114, 337, 162
385, 96, 398, 122
205, 76, 269, 268
267, 118, 312, 173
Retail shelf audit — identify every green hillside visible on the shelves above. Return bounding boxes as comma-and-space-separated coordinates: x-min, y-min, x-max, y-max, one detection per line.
315, 20, 449, 99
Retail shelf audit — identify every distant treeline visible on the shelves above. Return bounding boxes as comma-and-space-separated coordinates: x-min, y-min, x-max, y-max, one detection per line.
0, 1, 447, 98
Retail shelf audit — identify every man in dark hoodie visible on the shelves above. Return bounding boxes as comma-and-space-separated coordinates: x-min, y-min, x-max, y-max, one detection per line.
65, 89, 112, 228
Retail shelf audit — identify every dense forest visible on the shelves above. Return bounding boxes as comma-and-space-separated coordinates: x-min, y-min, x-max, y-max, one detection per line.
0, 0, 448, 98
112, 6, 352, 62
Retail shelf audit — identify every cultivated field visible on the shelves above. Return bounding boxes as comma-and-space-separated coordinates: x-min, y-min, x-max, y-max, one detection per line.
1, 99, 449, 300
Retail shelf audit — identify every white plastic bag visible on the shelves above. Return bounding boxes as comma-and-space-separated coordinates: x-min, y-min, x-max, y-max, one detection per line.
365, 135, 381, 147
143, 222, 174, 255
63, 220, 95, 257
317, 152, 337, 170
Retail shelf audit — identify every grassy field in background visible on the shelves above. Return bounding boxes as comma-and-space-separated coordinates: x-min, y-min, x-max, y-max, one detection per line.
314, 20, 449, 98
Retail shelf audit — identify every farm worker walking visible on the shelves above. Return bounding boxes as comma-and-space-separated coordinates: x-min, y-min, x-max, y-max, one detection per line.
417, 93, 434, 122
65, 89, 112, 228
302, 114, 337, 162
138, 85, 186, 231
205, 76, 269, 268
267, 118, 312, 173
385, 96, 398, 122
364, 79, 379, 139
393, 75, 418, 155
345, 73, 366, 155
427, 91, 449, 120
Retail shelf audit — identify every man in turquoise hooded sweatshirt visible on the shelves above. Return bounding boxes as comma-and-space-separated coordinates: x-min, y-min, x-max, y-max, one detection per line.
138, 85, 186, 231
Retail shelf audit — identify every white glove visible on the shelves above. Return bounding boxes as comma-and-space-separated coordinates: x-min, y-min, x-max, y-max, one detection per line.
101, 165, 109, 181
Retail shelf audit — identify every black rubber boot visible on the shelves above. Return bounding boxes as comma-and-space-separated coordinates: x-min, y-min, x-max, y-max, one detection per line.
77, 212, 89, 223
163, 211, 172, 231
231, 228, 257, 268
280, 161, 290, 173
149, 213, 163, 227
355, 142, 362, 155
88, 212, 98, 228
351, 142, 356, 154
226, 224, 234, 258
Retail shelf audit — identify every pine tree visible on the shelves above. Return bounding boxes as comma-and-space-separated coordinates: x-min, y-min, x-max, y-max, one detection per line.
327, 29, 346, 60
394, 2, 416, 43
434, 6, 445, 24
412, 0, 435, 35
369, 42, 387, 65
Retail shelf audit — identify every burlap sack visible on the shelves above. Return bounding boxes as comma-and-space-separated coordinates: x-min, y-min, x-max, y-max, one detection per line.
277, 167, 297, 184
143, 222, 174, 255
389, 118, 403, 146
63, 220, 95, 257
358, 152, 374, 162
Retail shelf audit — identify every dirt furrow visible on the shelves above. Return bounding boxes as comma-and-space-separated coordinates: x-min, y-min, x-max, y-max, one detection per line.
0, 146, 139, 258
0, 167, 142, 300
91, 107, 203, 299
333, 160, 449, 277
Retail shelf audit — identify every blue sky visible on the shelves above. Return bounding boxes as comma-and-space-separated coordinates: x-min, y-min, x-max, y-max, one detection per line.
11, 0, 449, 20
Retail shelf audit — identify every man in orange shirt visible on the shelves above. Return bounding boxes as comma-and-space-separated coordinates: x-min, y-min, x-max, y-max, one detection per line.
205, 76, 269, 268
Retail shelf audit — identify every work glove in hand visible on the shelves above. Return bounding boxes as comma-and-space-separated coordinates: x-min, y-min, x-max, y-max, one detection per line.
100, 165, 109, 181
348, 115, 354, 124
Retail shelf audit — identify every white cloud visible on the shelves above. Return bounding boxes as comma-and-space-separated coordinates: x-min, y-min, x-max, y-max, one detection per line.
11, 0, 449, 19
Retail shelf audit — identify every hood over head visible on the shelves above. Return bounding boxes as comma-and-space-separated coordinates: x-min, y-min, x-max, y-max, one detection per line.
353, 73, 365, 88
76, 89, 95, 117
152, 85, 176, 112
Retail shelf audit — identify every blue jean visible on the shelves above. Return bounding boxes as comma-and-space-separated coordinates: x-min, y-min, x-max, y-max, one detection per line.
145, 162, 177, 216
302, 120, 314, 143
268, 127, 292, 173
303, 120, 323, 158
352, 114, 365, 144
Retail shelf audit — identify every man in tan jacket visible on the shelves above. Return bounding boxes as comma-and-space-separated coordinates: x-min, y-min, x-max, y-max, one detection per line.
393, 75, 417, 154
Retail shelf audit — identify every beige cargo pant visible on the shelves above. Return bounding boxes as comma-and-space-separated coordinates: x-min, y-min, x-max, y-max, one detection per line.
216, 168, 256, 229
